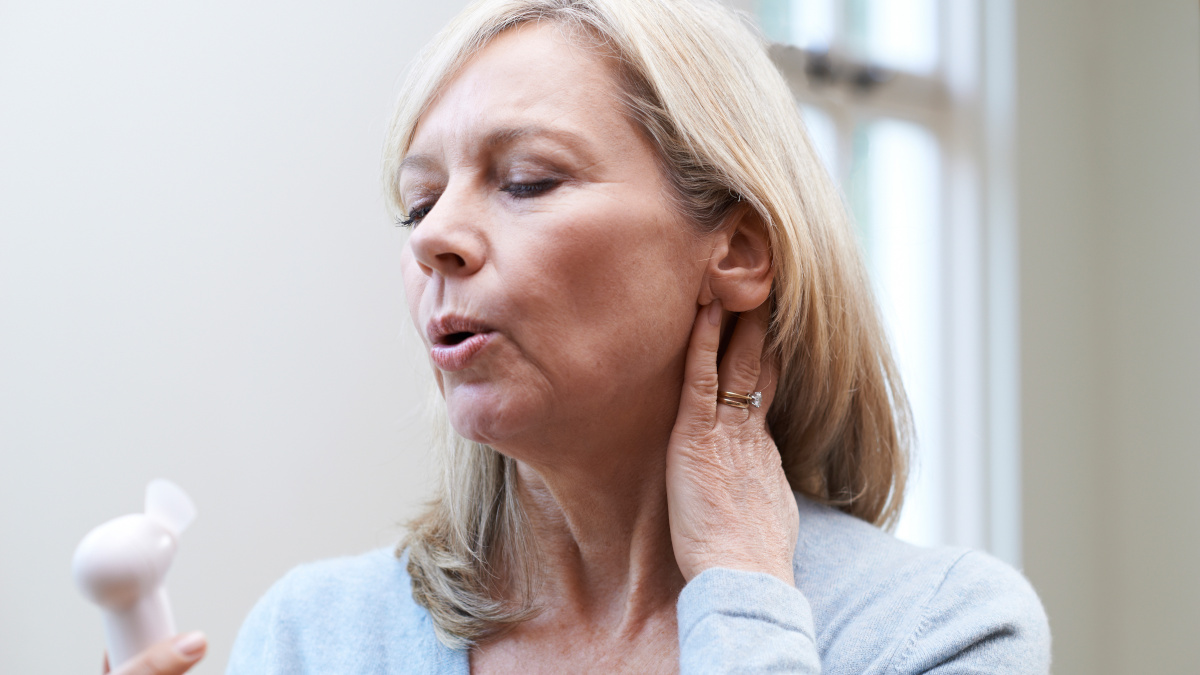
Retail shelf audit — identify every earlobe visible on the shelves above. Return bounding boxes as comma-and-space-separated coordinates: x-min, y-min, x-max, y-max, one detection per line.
702, 206, 773, 312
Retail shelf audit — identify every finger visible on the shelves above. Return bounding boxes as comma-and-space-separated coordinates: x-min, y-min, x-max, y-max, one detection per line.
112, 632, 206, 675
676, 300, 723, 434
103, 653, 110, 674
715, 301, 770, 424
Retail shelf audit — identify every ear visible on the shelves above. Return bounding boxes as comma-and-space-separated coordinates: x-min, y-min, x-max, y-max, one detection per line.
697, 206, 773, 312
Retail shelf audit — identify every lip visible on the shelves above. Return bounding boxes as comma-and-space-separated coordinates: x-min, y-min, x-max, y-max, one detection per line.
426, 315, 496, 372
430, 332, 495, 371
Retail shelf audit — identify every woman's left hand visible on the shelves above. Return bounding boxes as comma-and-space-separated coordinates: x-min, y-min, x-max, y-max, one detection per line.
665, 299, 800, 586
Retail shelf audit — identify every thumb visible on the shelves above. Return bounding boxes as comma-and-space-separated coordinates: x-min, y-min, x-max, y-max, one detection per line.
111, 632, 206, 675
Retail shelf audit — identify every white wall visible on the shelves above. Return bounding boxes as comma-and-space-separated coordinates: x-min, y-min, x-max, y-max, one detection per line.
1017, 1, 1200, 673
0, 1, 469, 672
1091, 4, 1200, 670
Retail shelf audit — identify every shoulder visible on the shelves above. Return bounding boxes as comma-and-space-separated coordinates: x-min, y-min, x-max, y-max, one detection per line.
259, 548, 414, 610
227, 548, 463, 674
243, 548, 422, 633
792, 494, 1051, 674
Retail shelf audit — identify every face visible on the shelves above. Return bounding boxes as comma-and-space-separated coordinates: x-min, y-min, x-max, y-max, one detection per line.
397, 24, 714, 455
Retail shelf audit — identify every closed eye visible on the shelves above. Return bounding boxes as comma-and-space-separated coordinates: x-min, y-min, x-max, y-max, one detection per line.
397, 203, 434, 228
500, 178, 559, 198
397, 177, 558, 228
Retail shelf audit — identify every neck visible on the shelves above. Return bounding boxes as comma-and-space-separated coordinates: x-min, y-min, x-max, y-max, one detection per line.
507, 430, 685, 633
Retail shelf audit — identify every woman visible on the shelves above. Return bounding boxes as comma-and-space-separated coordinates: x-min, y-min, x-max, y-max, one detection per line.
111, 0, 1049, 673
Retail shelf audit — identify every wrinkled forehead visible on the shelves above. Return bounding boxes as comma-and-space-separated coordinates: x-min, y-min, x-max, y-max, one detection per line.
401, 21, 631, 167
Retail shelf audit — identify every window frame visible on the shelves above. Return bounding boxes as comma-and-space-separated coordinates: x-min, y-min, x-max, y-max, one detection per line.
747, 0, 1020, 563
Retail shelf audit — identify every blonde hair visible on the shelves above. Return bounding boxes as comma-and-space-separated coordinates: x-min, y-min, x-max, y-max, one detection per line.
383, 0, 911, 649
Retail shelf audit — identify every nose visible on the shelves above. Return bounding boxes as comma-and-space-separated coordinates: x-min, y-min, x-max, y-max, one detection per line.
407, 187, 486, 279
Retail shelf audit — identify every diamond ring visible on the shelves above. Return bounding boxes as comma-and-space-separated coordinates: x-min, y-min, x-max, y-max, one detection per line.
717, 391, 762, 409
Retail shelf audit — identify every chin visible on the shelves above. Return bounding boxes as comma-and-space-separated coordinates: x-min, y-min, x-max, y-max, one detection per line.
444, 384, 537, 448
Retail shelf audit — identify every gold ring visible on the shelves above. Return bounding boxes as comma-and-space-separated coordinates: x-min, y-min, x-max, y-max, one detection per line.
717, 391, 762, 409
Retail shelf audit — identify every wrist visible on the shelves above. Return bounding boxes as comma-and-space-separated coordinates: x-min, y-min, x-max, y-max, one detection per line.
683, 555, 795, 587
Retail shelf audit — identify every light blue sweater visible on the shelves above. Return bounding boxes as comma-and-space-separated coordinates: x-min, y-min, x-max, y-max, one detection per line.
227, 494, 1050, 673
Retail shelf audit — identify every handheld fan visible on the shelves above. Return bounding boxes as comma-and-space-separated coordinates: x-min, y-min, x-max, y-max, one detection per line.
72, 479, 197, 668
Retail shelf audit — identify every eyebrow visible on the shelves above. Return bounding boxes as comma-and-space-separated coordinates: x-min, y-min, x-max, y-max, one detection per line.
483, 125, 589, 150
398, 125, 592, 175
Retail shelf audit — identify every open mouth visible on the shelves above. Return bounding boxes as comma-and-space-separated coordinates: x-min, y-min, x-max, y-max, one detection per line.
440, 331, 476, 346
426, 315, 496, 372
429, 331, 494, 372
427, 314, 491, 346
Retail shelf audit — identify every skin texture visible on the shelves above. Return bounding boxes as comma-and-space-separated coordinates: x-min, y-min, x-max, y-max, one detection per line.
399, 24, 798, 675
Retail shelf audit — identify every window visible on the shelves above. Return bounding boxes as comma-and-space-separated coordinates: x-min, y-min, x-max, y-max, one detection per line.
750, 0, 1019, 562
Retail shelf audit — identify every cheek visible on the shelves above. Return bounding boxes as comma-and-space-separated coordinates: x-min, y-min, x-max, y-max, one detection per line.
532, 200, 697, 302
507, 210, 704, 375
508, 224, 642, 331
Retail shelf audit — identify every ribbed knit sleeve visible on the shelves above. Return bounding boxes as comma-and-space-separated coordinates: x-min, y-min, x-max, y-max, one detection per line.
677, 568, 822, 674
675, 550, 1050, 675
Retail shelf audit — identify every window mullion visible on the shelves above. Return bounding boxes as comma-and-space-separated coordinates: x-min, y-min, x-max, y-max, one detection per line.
753, 0, 997, 556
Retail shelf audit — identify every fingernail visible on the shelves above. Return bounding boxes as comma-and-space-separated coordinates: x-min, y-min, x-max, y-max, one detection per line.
174, 631, 207, 659
708, 300, 722, 325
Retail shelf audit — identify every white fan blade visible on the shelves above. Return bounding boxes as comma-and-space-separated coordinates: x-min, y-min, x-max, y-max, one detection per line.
144, 479, 197, 536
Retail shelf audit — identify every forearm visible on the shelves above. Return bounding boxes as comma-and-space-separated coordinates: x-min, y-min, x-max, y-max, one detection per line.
677, 567, 821, 674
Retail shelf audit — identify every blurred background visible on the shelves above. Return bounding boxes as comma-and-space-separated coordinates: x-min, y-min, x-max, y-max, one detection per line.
1, 0, 1197, 673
